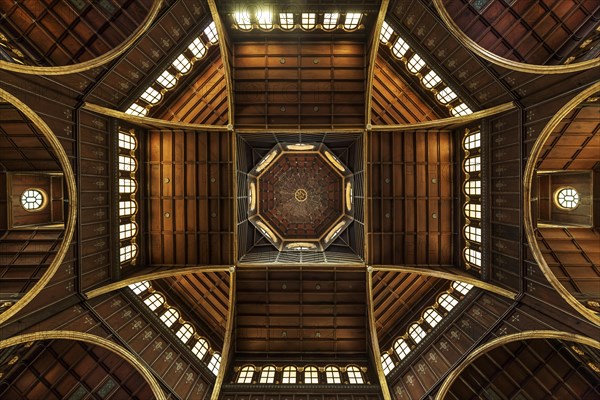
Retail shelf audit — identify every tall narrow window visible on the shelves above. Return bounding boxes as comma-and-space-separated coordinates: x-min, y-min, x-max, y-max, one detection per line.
423, 308, 443, 328
120, 244, 138, 263
452, 281, 474, 295
259, 366, 276, 384
172, 54, 191, 74
192, 339, 209, 360
323, 13, 339, 30
301, 13, 316, 29
438, 293, 458, 312
381, 353, 395, 375
325, 366, 341, 383
208, 353, 221, 375
392, 37, 410, 58
282, 366, 297, 384
160, 308, 180, 327
176, 323, 194, 343
279, 13, 294, 30
304, 366, 319, 383
343, 13, 361, 30
394, 338, 411, 360
143, 293, 165, 311
380, 21, 394, 43
347, 366, 364, 384
408, 324, 426, 344
204, 21, 219, 43
128, 280, 149, 295
188, 38, 207, 59
237, 366, 255, 384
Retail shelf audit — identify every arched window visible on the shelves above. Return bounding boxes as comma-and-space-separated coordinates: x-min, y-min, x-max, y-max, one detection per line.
464, 156, 481, 173
118, 131, 136, 150
119, 178, 136, 194
282, 366, 297, 383
176, 323, 194, 343
452, 281, 474, 296
408, 323, 426, 344
257, 8, 273, 29
118, 155, 137, 172
259, 365, 276, 384
279, 13, 294, 30
423, 308, 443, 328
119, 223, 137, 240
128, 281, 149, 295
464, 180, 481, 196
381, 353, 395, 376
160, 308, 180, 327
325, 366, 341, 384
301, 13, 316, 29
394, 338, 411, 360
208, 353, 221, 375
438, 293, 458, 312
304, 366, 319, 384
323, 13, 339, 30
125, 103, 147, 117
157, 69, 177, 89
452, 103, 473, 116
204, 21, 218, 43
234, 10, 252, 30
346, 366, 363, 384
464, 226, 482, 243
192, 339, 209, 360
172, 54, 191, 74
237, 366, 255, 383
422, 70, 441, 89
140, 86, 162, 104
392, 37, 409, 58
436, 87, 458, 104
379, 21, 394, 43
407, 53, 425, 73
464, 131, 481, 150
119, 244, 137, 263
143, 293, 165, 311
464, 203, 481, 219
119, 200, 137, 217
20, 189, 45, 211
555, 187, 580, 210
464, 247, 482, 267
343, 13, 361, 30
188, 38, 207, 58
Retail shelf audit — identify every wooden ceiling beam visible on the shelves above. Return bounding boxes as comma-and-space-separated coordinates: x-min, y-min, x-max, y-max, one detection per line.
365, 0, 390, 125
367, 268, 392, 399
371, 101, 516, 131
210, 269, 235, 400
373, 265, 517, 300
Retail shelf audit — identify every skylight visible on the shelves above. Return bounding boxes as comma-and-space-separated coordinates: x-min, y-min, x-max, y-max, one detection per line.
323, 13, 339, 30
344, 13, 361, 30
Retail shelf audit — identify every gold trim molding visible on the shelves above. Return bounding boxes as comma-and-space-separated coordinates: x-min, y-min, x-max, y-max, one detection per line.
435, 330, 600, 399
367, 270, 392, 399
84, 265, 232, 299
371, 101, 515, 131
365, 0, 390, 124
0, 331, 166, 400
83, 102, 229, 131
523, 82, 600, 326
432, 0, 600, 74
0, 1, 164, 75
210, 271, 235, 400
372, 265, 518, 300
0, 89, 77, 327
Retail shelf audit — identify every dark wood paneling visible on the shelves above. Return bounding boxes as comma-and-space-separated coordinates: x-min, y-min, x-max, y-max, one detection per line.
145, 130, 233, 266
368, 131, 453, 266
234, 41, 365, 129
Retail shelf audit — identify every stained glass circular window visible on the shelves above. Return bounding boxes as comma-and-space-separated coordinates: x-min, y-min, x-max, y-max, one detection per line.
21, 189, 45, 211
555, 187, 580, 210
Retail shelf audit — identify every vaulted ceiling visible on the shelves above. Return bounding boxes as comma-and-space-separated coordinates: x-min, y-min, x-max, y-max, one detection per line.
0, 0, 598, 399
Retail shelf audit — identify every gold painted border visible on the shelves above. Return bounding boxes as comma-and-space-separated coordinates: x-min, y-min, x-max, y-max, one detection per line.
365, 0, 390, 124
210, 270, 235, 400
371, 101, 515, 131
372, 265, 517, 300
0, 1, 164, 75
435, 330, 600, 399
0, 89, 77, 327
83, 102, 229, 131
85, 265, 231, 299
0, 330, 166, 400
523, 82, 600, 326
367, 269, 392, 399
431, 0, 600, 74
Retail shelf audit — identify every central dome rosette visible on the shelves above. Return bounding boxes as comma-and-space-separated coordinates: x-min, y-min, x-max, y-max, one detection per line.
247, 143, 354, 251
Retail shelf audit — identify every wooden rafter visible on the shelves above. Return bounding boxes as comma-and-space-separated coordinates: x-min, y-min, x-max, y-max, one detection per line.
365, 0, 390, 125
367, 269, 392, 399
210, 269, 235, 400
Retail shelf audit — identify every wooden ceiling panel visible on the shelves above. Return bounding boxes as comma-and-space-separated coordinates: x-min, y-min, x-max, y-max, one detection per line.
0, 0, 154, 66
235, 269, 367, 357
371, 56, 441, 125
145, 129, 234, 266
368, 130, 454, 266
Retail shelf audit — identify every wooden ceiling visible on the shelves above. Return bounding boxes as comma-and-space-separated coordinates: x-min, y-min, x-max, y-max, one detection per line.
0, 339, 153, 399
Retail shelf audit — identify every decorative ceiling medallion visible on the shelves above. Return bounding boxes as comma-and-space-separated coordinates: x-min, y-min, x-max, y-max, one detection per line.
248, 143, 354, 251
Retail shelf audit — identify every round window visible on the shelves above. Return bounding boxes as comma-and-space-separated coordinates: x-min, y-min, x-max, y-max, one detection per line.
21, 189, 46, 211
555, 187, 580, 210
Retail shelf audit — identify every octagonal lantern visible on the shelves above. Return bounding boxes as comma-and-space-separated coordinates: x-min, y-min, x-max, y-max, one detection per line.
248, 143, 354, 251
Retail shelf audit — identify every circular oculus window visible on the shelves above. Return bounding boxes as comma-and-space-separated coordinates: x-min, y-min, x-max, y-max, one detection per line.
555, 187, 580, 210
21, 189, 46, 211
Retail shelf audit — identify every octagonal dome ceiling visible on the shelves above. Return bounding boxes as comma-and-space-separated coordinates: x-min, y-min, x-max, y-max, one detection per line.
248, 143, 354, 251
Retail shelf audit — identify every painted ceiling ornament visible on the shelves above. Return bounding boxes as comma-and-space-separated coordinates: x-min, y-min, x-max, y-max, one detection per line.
247, 143, 354, 251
